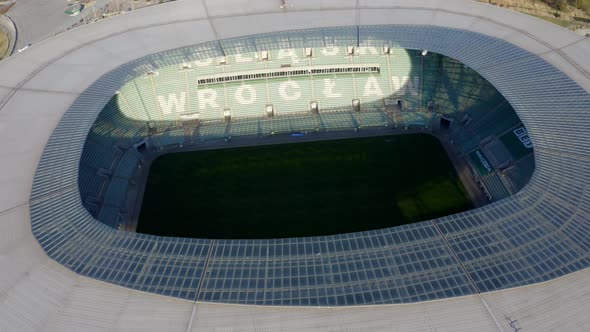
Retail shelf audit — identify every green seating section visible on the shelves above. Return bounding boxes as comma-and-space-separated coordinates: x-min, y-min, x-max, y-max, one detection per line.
108, 48, 424, 124
106, 48, 517, 135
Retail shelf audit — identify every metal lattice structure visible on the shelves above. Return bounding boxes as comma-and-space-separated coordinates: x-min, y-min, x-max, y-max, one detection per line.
0, 0, 589, 330
31, 24, 589, 306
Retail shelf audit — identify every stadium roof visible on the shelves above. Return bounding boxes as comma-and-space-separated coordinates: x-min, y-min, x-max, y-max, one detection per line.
0, 0, 589, 330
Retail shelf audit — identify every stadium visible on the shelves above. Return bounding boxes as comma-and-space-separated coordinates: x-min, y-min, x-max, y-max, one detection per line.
0, 0, 589, 330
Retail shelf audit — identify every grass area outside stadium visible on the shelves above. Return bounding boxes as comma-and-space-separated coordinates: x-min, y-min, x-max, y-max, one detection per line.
0, 29, 8, 59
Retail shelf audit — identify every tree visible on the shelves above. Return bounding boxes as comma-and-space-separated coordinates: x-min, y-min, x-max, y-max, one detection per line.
576, 0, 590, 12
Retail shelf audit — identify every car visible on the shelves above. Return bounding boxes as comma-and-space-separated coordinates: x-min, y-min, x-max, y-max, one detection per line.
17, 44, 31, 53
65, 4, 83, 16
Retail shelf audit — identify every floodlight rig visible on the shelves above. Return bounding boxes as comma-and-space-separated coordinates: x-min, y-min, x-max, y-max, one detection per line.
352, 99, 361, 112
223, 109, 232, 122
265, 104, 275, 118
310, 101, 319, 114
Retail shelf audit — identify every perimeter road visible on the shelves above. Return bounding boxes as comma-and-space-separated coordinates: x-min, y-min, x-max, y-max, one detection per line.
6, 0, 109, 50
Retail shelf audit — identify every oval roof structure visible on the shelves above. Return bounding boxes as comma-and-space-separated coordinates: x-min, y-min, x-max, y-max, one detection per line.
0, 0, 589, 330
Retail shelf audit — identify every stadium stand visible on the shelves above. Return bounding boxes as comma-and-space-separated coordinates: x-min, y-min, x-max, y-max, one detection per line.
2, 1, 590, 329
79, 46, 535, 230
504, 154, 536, 193
114, 148, 141, 179
46, 22, 578, 308
480, 172, 512, 201
360, 110, 390, 127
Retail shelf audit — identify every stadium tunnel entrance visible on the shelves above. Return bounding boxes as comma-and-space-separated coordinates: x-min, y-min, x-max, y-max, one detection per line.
77, 42, 535, 238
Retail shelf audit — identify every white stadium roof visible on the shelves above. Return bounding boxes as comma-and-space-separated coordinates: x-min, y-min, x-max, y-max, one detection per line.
0, 0, 589, 330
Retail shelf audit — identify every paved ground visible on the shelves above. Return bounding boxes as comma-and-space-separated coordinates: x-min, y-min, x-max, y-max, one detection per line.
6, 0, 108, 50
5, 0, 589, 53
6, 0, 159, 51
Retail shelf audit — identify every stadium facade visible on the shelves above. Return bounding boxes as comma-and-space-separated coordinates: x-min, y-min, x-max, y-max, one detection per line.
0, 0, 589, 330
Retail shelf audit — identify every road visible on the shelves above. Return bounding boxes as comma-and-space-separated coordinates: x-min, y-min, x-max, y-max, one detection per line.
7, 0, 112, 50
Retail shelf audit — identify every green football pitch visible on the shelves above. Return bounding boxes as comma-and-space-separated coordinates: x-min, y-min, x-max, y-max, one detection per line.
137, 134, 472, 239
